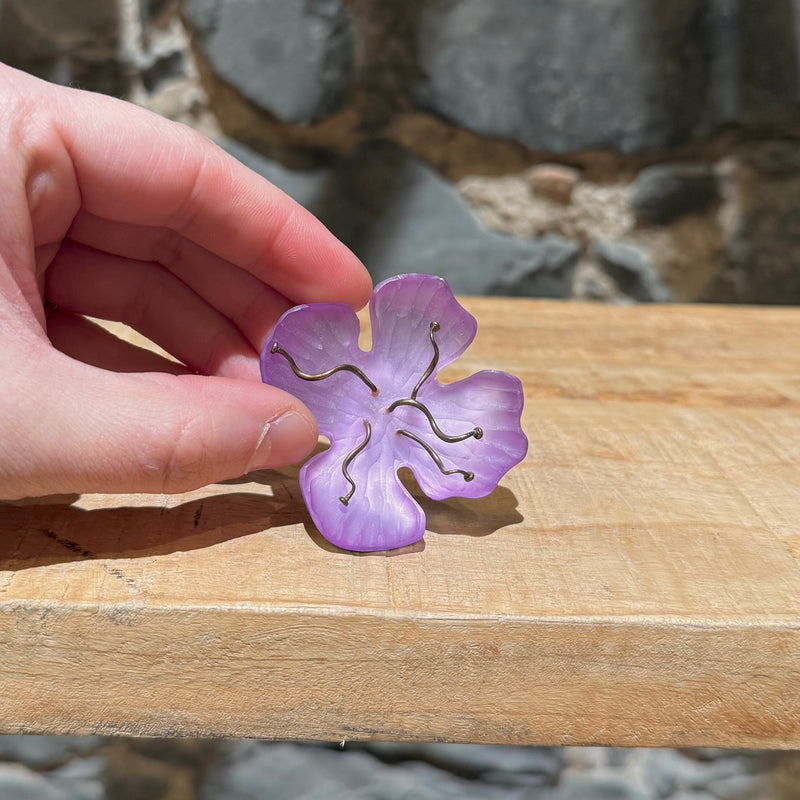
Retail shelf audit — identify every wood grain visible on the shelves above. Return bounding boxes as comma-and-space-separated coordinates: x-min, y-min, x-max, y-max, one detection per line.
1, 299, 799, 746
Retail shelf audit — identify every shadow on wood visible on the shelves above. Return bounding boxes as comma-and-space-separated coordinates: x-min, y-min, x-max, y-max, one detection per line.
0, 466, 523, 568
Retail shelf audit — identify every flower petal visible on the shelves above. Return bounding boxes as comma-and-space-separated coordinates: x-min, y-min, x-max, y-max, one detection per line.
367, 274, 477, 396
301, 418, 426, 552
399, 370, 528, 501
260, 303, 376, 433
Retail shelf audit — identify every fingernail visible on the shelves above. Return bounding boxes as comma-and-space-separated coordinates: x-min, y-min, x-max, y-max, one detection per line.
248, 410, 316, 471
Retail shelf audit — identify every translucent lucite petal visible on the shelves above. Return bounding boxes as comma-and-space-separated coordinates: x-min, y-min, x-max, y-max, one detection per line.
367, 274, 477, 397
301, 417, 426, 552
260, 302, 376, 435
403, 370, 528, 501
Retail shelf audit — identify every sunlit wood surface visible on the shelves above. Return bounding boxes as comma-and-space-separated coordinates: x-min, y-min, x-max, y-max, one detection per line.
1, 298, 799, 747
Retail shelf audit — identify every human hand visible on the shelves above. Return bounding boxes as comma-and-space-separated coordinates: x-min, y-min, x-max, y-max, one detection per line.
0, 63, 371, 500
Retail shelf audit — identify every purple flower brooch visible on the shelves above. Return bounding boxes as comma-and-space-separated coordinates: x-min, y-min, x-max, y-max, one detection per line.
260, 273, 527, 552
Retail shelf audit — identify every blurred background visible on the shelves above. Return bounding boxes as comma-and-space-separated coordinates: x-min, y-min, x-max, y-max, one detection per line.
0, 0, 799, 798
4, 0, 800, 305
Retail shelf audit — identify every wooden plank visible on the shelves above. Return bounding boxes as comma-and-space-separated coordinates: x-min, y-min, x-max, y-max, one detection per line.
1, 299, 799, 747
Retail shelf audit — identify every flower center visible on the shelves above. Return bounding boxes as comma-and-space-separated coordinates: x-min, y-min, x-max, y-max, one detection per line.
270, 321, 481, 506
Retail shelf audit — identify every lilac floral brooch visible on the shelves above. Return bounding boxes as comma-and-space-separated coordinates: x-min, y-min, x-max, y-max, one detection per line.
260, 273, 527, 552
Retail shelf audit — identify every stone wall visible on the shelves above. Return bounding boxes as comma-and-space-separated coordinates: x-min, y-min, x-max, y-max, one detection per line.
0, 0, 125, 94
2, 0, 799, 303
0, 735, 797, 800
180, 0, 800, 304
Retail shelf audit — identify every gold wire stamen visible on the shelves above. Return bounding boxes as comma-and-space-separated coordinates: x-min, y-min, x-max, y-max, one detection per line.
271, 320, 480, 507
410, 321, 440, 399
387, 398, 483, 442
271, 342, 379, 394
339, 419, 372, 505
396, 429, 474, 482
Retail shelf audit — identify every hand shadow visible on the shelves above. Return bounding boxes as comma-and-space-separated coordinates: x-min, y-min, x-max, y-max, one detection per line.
0, 461, 312, 572
0, 458, 523, 569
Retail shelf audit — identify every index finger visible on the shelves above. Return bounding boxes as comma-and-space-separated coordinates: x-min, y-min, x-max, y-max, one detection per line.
50, 78, 371, 309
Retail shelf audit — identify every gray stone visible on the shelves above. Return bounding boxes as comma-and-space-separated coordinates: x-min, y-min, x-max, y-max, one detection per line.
605, 748, 632, 768
184, 0, 353, 124
0, 736, 104, 770
220, 137, 330, 208
669, 793, 718, 800
486, 235, 580, 298
363, 743, 562, 786
551, 772, 648, 800
644, 749, 684, 797
631, 164, 720, 225
646, 749, 778, 797
222, 137, 578, 297
414, 0, 800, 153
201, 741, 530, 800
736, 0, 800, 127
0, 763, 71, 800
45, 758, 105, 800
707, 772, 778, 800
676, 747, 777, 772
200, 742, 374, 800
594, 239, 672, 302
415, 0, 713, 154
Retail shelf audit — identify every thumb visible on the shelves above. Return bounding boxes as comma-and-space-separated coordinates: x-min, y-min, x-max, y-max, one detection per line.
1, 353, 318, 498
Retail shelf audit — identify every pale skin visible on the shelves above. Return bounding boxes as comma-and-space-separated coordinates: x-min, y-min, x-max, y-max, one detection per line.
0, 63, 372, 500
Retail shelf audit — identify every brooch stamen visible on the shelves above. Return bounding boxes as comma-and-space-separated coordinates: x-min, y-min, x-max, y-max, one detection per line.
272, 319, 483, 504
410, 321, 440, 399
270, 342, 378, 394
339, 419, 372, 506
396, 429, 474, 482
386, 398, 482, 442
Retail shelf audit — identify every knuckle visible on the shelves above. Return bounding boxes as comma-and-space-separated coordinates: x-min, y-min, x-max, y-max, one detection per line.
146, 413, 210, 494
